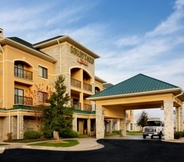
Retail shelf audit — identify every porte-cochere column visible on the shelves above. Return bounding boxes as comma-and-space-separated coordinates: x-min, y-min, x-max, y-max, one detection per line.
120, 110, 126, 136
164, 100, 174, 140
176, 106, 183, 131
96, 105, 104, 139
109, 119, 113, 133
179, 106, 183, 131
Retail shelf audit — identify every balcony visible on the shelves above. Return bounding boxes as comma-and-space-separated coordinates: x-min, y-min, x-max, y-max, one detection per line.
71, 101, 81, 110
83, 103, 92, 111
14, 67, 33, 80
71, 78, 81, 88
70, 101, 93, 112
83, 83, 92, 92
14, 95, 33, 105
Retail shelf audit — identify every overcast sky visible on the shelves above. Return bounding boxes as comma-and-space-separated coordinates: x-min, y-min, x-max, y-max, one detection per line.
1, 0, 184, 121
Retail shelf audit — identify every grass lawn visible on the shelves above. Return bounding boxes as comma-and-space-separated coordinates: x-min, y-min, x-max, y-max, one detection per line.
77, 134, 89, 138
3, 139, 50, 143
29, 140, 79, 147
0, 144, 9, 146
105, 132, 118, 136
127, 131, 142, 136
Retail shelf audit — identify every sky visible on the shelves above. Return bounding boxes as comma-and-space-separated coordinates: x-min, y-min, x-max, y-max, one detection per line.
1, 0, 184, 122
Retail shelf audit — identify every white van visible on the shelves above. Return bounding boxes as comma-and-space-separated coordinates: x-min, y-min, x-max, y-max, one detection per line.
142, 118, 164, 139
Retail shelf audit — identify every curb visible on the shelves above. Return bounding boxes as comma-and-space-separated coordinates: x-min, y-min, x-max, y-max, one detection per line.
0, 147, 5, 154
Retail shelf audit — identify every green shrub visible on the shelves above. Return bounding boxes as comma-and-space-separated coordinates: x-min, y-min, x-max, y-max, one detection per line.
180, 131, 184, 137
174, 131, 182, 139
43, 129, 53, 139
59, 130, 78, 138
24, 130, 42, 139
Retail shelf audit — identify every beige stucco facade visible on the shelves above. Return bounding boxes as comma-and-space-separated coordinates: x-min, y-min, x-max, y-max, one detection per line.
0, 29, 134, 140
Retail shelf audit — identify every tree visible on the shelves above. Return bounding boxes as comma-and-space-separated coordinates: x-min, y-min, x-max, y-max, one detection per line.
42, 75, 73, 139
136, 111, 148, 128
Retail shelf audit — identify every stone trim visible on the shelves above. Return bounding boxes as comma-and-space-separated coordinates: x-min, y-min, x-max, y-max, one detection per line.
96, 105, 104, 139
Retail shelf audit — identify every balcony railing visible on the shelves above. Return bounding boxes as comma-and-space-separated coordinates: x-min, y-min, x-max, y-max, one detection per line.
83, 83, 92, 92
71, 101, 81, 110
14, 95, 33, 105
71, 78, 81, 88
14, 67, 33, 80
83, 103, 92, 111
70, 101, 93, 112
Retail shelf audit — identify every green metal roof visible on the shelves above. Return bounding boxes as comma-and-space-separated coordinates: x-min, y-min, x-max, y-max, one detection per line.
89, 74, 179, 98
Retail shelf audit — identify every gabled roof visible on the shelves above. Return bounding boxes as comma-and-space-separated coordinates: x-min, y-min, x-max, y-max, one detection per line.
0, 37, 57, 63
33, 35, 65, 46
8, 37, 35, 49
33, 35, 100, 59
88, 74, 181, 99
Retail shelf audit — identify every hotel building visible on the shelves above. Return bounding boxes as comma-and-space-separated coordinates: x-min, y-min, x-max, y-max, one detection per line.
0, 28, 134, 140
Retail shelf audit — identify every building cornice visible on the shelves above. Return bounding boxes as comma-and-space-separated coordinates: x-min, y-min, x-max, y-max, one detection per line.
34, 35, 100, 59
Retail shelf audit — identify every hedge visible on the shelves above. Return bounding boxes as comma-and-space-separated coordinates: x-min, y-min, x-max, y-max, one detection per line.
24, 130, 42, 139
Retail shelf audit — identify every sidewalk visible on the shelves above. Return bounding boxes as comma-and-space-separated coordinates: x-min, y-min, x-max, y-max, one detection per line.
0, 137, 104, 152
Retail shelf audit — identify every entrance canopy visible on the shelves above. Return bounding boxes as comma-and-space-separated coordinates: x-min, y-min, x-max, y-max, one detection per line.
87, 74, 184, 140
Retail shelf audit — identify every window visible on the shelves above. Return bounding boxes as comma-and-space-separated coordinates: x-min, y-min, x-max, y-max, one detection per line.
14, 88, 24, 104
14, 62, 24, 78
38, 91, 48, 103
38, 66, 48, 79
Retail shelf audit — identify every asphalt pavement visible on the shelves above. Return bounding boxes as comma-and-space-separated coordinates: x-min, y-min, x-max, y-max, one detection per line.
0, 135, 184, 162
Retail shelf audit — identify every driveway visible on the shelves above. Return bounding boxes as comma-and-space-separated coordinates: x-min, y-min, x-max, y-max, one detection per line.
1, 138, 184, 162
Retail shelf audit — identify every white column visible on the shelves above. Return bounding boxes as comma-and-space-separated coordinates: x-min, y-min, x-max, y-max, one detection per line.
8, 111, 10, 133
19, 115, 24, 139
109, 119, 112, 133
164, 100, 174, 140
87, 119, 91, 134
17, 110, 20, 139
72, 115, 77, 132
179, 105, 183, 131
